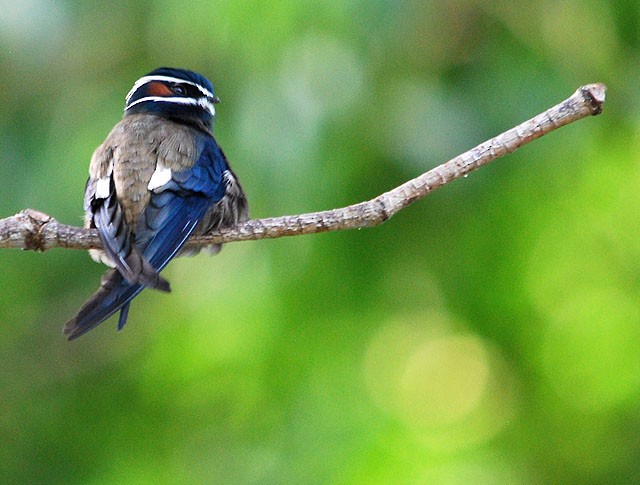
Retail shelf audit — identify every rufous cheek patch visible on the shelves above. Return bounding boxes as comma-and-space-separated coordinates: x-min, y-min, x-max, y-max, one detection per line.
148, 81, 173, 97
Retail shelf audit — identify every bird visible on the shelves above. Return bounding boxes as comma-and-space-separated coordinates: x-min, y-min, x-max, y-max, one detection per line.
63, 67, 248, 340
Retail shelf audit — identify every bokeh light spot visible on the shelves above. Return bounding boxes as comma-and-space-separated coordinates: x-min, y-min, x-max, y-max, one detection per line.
399, 335, 490, 427
279, 33, 365, 128
364, 316, 518, 452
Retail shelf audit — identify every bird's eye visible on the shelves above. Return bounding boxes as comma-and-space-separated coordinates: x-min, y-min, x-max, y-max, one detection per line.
171, 84, 186, 96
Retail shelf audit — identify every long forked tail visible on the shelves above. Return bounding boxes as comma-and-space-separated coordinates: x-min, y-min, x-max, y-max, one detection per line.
63, 269, 154, 341
65, 192, 214, 340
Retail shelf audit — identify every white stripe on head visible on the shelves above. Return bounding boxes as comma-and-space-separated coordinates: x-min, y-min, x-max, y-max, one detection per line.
125, 74, 215, 104
125, 95, 216, 116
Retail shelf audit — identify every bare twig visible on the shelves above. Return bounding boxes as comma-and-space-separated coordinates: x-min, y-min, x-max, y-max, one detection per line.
0, 83, 606, 252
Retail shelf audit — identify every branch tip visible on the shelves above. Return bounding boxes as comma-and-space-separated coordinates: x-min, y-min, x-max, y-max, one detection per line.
580, 83, 606, 115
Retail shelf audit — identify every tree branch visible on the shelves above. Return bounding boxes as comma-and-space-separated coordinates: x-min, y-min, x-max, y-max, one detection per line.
0, 83, 606, 252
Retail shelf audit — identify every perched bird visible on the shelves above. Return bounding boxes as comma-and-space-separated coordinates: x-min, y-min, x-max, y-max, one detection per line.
63, 68, 248, 340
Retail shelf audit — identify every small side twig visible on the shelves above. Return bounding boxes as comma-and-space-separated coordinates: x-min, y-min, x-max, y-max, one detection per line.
0, 83, 606, 252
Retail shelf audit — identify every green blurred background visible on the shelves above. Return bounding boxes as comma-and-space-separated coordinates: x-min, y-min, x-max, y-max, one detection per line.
1, 1, 639, 483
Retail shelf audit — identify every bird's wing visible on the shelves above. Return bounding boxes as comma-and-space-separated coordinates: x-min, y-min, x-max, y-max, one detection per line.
90, 174, 170, 291
134, 136, 228, 267
64, 136, 228, 340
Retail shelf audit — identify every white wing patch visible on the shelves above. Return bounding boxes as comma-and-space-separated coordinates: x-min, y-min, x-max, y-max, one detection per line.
95, 160, 114, 199
95, 177, 111, 199
148, 164, 172, 191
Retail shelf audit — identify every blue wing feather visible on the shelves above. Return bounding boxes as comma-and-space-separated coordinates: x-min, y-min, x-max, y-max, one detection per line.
64, 136, 229, 340
92, 175, 171, 291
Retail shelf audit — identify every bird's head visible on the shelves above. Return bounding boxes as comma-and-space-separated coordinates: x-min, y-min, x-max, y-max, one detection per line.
124, 67, 219, 131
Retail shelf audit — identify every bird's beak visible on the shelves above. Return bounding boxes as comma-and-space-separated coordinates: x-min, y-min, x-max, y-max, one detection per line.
212, 96, 221, 104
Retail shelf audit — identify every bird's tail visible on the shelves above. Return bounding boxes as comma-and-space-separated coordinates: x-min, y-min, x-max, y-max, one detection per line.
63, 269, 154, 341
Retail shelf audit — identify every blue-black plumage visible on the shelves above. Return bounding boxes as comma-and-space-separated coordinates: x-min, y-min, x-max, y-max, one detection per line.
64, 68, 248, 340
